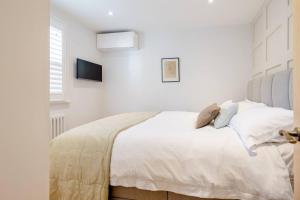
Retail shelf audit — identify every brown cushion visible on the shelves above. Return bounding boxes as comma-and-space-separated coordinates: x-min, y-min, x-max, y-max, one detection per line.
195, 103, 221, 129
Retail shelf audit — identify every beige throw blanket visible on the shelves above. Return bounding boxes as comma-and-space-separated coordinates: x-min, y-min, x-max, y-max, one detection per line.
50, 112, 158, 200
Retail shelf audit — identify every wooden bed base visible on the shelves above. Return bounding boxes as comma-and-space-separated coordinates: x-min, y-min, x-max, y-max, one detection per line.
110, 186, 234, 200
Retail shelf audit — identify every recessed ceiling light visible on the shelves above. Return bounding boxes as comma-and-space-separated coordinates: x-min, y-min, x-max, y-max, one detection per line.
108, 11, 114, 16
208, 0, 214, 3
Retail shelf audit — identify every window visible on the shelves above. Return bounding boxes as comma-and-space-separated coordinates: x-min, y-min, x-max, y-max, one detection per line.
50, 23, 65, 100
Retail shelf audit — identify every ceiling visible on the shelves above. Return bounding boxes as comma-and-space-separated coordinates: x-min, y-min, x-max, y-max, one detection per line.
51, 0, 265, 32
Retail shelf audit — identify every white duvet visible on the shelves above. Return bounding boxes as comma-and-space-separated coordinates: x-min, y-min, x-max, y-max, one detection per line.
110, 112, 293, 200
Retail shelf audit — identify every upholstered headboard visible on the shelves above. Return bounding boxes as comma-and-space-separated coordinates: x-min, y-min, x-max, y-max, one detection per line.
247, 70, 293, 110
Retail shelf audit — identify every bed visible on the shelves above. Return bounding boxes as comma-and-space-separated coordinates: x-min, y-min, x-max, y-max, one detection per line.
110, 111, 294, 200
50, 70, 294, 200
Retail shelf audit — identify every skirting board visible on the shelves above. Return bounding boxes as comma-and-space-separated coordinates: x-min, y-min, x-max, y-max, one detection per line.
110, 186, 235, 200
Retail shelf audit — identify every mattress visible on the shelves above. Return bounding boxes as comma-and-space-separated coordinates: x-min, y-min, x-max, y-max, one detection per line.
110, 111, 293, 200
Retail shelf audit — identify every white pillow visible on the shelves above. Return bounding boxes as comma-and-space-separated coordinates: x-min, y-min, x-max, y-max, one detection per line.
229, 106, 293, 151
214, 101, 238, 129
237, 100, 266, 113
221, 100, 233, 107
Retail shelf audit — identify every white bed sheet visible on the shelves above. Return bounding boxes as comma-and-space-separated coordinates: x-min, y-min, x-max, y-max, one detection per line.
276, 142, 294, 177
110, 111, 293, 200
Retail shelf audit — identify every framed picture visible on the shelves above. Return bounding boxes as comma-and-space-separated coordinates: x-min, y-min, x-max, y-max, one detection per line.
161, 57, 180, 83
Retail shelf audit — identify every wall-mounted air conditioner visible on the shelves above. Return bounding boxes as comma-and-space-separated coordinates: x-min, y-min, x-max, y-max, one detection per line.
97, 31, 139, 51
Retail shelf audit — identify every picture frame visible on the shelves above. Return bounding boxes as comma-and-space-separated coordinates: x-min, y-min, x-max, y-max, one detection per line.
161, 57, 180, 83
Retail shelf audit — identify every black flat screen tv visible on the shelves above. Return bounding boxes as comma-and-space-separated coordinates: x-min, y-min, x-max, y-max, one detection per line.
76, 58, 102, 82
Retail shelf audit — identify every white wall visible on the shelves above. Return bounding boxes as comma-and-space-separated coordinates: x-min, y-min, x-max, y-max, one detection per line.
50, 6, 104, 130
252, 0, 293, 78
102, 25, 253, 115
0, 0, 49, 199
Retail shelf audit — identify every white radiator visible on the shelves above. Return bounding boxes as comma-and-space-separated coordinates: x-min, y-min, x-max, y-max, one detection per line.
50, 114, 65, 139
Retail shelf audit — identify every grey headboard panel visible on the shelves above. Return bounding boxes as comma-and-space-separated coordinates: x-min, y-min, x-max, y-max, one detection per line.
247, 70, 293, 110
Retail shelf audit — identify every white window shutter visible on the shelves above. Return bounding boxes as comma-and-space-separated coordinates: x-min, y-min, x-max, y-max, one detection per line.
50, 26, 64, 96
